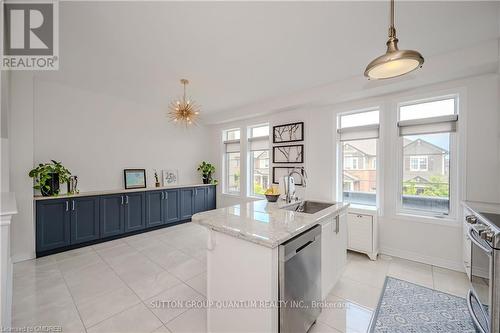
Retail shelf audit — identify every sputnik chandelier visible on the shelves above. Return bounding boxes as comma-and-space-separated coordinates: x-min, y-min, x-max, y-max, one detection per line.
168, 79, 200, 126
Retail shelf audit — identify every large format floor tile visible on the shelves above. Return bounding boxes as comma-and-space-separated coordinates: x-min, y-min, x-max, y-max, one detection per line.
11, 223, 471, 333
87, 303, 163, 333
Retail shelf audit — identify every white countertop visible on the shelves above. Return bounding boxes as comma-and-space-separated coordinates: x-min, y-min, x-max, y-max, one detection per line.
34, 183, 215, 201
191, 199, 349, 248
0, 192, 18, 217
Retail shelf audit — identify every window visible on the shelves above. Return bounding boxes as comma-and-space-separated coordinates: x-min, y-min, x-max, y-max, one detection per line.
248, 124, 270, 196
409, 156, 428, 171
338, 109, 379, 206
398, 96, 457, 216
223, 129, 241, 194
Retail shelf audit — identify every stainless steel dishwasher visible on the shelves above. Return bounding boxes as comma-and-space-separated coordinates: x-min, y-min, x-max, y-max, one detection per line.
279, 225, 321, 333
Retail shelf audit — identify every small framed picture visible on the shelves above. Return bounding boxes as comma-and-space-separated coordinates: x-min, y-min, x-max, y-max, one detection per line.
273, 122, 304, 143
162, 169, 178, 186
272, 167, 303, 186
123, 169, 146, 189
273, 144, 304, 163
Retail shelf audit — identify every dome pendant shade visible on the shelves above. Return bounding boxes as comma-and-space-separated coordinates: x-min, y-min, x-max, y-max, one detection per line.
364, 0, 424, 79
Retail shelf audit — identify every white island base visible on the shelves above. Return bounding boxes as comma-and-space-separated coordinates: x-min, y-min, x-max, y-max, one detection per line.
192, 200, 349, 333
206, 230, 279, 333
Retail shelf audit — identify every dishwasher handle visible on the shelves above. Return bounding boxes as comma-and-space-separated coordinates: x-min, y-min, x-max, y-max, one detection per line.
283, 235, 319, 262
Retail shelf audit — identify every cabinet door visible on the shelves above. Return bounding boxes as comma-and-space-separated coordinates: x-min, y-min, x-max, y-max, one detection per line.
193, 187, 207, 214
165, 189, 180, 224
36, 199, 71, 252
347, 213, 372, 253
180, 188, 194, 220
100, 194, 124, 238
146, 191, 164, 228
124, 192, 146, 232
321, 218, 335, 299
207, 186, 216, 210
70, 197, 100, 244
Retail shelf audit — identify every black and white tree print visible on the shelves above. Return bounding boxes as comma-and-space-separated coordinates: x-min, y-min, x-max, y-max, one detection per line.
273, 145, 303, 163
273, 122, 303, 143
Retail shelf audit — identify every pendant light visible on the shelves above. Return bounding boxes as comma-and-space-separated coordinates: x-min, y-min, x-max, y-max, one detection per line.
168, 79, 200, 126
364, 0, 424, 79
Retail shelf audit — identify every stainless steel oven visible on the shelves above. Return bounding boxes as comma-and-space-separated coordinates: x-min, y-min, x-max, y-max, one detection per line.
464, 206, 500, 333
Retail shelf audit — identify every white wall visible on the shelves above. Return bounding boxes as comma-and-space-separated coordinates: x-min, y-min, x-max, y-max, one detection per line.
33, 80, 209, 191
1, 72, 10, 193
8, 75, 210, 261
209, 74, 500, 271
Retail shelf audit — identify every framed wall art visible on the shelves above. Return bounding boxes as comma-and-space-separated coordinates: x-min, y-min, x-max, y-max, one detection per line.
162, 169, 179, 186
123, 169, 146, 189
273, 144, 304, 164
273, 122, 304, 143
272, 167, 303, 186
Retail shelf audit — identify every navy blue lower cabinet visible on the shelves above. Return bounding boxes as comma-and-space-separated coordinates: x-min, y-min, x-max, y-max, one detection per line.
124, 192, 146, 232
100, 194, 125, 238
194, 187, 207, 214
70, 196, 100, 245
165, 189, 180, 224
146, 190, 164, 228
180, 188, 194, 220
207, 185, 216, 210
36, 199, 71, 252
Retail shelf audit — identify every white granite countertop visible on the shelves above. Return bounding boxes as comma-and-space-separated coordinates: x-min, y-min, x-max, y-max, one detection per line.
192, 199, 349, 248
34, 183, 214, 201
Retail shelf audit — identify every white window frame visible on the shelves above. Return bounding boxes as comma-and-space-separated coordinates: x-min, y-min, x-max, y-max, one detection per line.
222, 128, 241, 195
247, 123, 270, 198
337, 107, 380, 208
396, 94, 459, 219
409, 156, 428, 171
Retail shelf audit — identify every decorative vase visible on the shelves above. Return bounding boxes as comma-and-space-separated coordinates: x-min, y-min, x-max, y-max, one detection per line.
41, 173, 60, 196
202, 175, 211, 184
155, 182, 160, 187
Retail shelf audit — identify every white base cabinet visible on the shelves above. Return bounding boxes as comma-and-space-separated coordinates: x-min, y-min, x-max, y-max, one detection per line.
321, 211, 347, 300
347, 208, 378, 260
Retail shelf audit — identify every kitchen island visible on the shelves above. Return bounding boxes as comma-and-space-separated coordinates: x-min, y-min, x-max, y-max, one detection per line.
192, 199, 349, 333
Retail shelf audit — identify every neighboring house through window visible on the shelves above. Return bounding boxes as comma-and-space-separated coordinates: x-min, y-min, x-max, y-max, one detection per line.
398, 96, 457, 216
248, 124, 270, 197
338, 109, 379, 207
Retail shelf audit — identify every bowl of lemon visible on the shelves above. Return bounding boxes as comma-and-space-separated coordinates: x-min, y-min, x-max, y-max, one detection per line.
264, 187, 280, 202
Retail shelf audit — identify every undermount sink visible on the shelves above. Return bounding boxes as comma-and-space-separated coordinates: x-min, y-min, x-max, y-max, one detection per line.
282, 200, 335, 214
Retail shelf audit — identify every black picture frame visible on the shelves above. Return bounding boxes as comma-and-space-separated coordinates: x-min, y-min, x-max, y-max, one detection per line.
272, 167, 303, 186
123, 169, 147, 189
273, 121, 304, 143
272, 144, 304, 164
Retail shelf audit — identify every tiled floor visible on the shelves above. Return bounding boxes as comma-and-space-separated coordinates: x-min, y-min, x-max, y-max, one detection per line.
12, 222, 471, 333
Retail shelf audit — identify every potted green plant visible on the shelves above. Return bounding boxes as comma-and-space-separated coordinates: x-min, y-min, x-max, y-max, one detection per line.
28, 160, 72, 196
197, 161, 216, 184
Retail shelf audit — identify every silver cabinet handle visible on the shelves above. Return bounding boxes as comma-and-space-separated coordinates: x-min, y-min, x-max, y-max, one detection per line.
335, 215, 340, 234
161, 192, 164, 200
66, 201, 69, 211
121, 196, 124, 205
125, 195, 129, 205
165, 192, 168, 200
72, 200, 75, 211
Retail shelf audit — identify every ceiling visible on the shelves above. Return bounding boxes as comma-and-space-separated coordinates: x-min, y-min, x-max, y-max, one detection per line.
36, 1, 500, 114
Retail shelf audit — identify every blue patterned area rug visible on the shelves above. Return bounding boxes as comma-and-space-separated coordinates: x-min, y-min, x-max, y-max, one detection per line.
369, 277, 479, 333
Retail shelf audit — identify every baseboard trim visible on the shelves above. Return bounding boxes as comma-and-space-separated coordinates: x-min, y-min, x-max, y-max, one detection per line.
380, 246, 464, 272
11, 252, 35, 263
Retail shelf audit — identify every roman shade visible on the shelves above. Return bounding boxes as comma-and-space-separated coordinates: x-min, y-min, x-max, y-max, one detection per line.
337, 124, 380, 141
224, 139, 240, 153
398, 114, 458, 136
248, 136, 269, 151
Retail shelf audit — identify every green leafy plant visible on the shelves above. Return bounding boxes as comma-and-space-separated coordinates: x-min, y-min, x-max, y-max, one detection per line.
28, 160, 71, 195
197, 161, 216, 184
